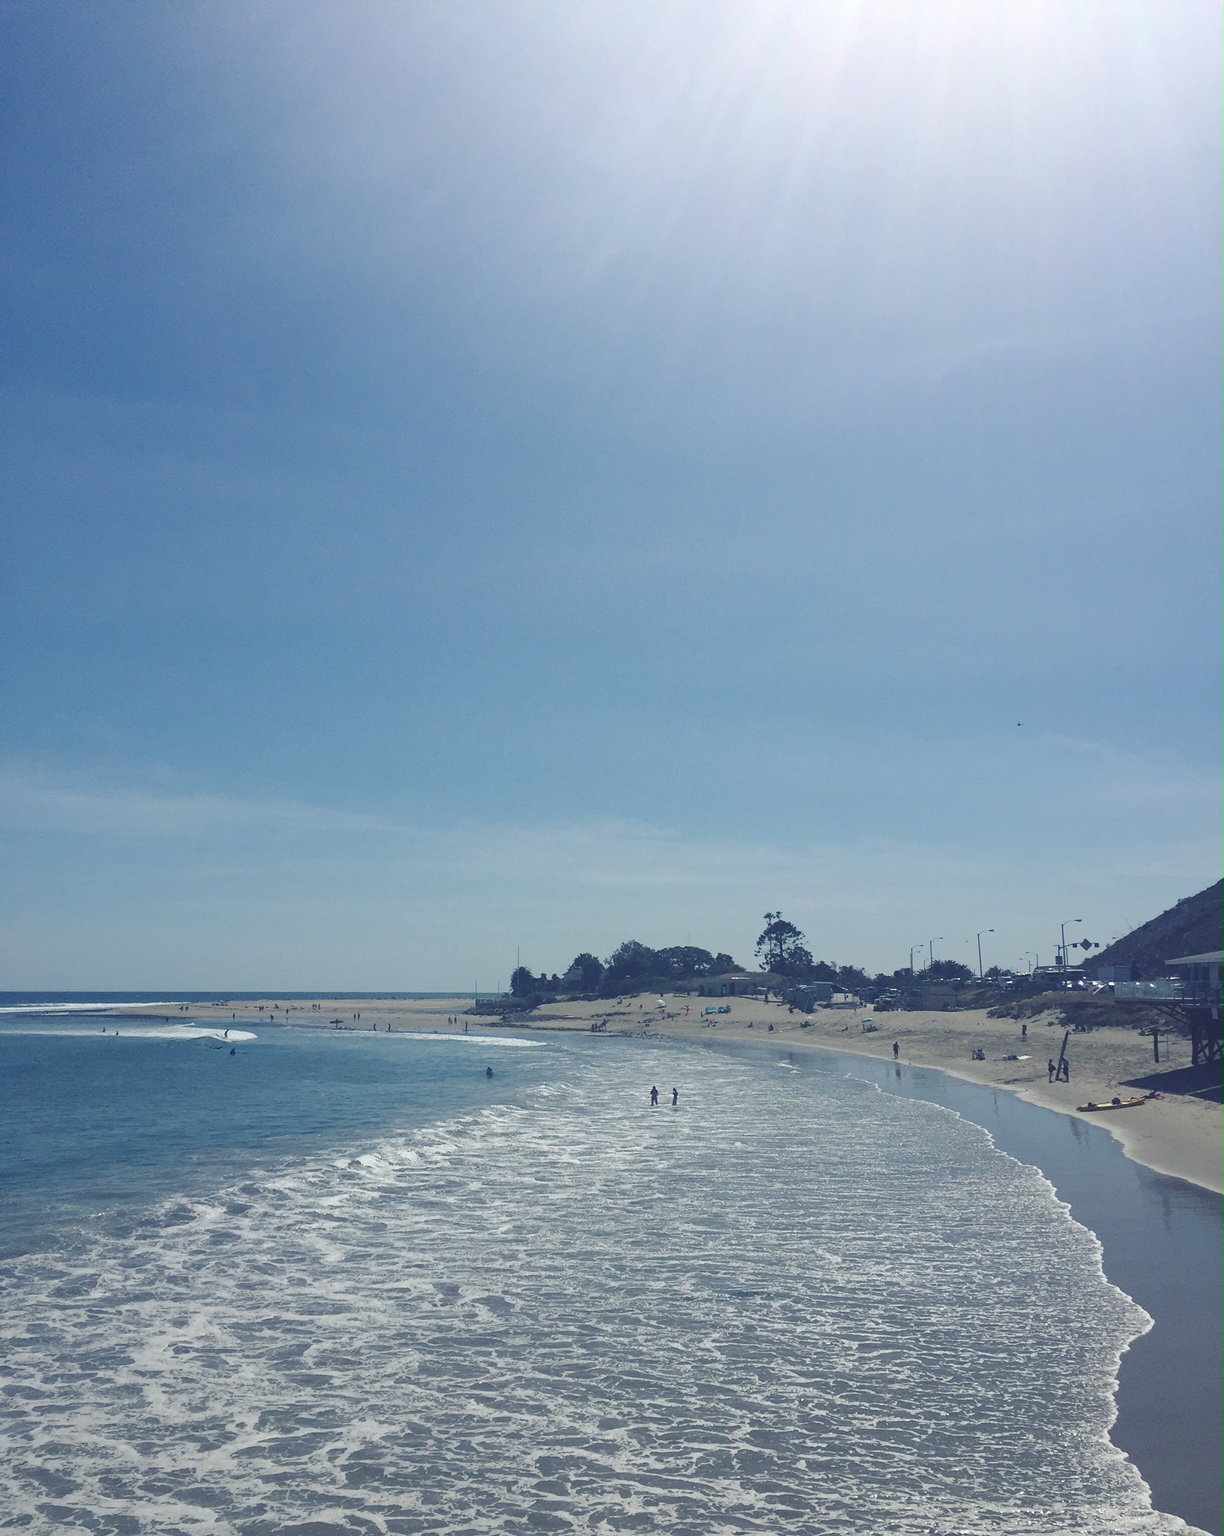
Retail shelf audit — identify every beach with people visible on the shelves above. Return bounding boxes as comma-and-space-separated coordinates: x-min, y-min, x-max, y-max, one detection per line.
119, 988, 1222, 1193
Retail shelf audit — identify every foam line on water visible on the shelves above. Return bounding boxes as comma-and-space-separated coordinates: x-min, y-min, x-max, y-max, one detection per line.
0, 1024, 258, 1041
0, 1000, 181, 1015
380, 1030, 545, 1047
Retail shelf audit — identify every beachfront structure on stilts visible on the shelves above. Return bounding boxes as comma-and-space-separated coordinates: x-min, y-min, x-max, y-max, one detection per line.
1165, 951, 1223, 1067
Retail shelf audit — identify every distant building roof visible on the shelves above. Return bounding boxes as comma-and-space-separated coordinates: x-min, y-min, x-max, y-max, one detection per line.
1166, 951, 1224, 966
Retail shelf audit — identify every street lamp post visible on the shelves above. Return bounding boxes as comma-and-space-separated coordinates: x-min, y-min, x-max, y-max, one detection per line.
1025, 951, 1038, 975
976, 928, 994, 979
909, 945, 922, 976
1059, 919, 1082, 971
928, 937, 943, 971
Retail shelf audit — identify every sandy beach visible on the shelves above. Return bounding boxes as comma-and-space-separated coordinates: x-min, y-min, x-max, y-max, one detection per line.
127, 989, 1223, 1194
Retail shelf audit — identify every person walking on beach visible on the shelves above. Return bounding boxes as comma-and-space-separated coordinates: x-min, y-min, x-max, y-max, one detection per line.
650, 1086, 659, 1107
892, 1041, 899, 1059
671, 1087, 678, 1107
1047, 1058, 1057, 1082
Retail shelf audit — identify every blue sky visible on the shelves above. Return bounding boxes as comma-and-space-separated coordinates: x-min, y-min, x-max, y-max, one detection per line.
1, 1, 1219, 989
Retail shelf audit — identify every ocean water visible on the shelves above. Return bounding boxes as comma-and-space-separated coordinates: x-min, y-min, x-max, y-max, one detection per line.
0, 1018, 1198, 1535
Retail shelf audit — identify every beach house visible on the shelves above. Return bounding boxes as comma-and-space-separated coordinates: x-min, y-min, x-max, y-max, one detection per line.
1165, 950, 1224, 1001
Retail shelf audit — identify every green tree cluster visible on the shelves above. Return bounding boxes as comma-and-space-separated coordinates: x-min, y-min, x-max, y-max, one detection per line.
510, 912, 976, 1007
755, 913, 813, 976
600, 941, 738, 994
509, 941, 740, 1004
751, 916, 877, 993
922, 959, 976, 983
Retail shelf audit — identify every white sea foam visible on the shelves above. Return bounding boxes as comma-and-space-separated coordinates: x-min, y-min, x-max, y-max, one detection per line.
0, 1000, 181, 1015
0, 1024, 257, 1042
0, 1048, 1199, 1536
385, 1030, 545, 1047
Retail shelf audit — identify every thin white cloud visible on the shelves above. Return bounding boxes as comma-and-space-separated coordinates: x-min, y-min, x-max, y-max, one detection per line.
0, 773, 396, 839
0, 761, 1216, 985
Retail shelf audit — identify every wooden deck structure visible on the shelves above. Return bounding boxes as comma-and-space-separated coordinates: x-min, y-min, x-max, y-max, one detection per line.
1166, 951, 1223, 1067
1184, 1005, 1222, 1068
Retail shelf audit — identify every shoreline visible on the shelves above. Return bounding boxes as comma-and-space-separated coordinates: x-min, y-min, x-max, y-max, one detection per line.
707, 1033, 1223, 1536
544, 994, 1222, 1193
133, 989, 1221, 1192
512, 994, 1223, 1193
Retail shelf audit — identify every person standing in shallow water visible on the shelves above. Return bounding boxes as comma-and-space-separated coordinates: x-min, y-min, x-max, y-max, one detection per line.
671, 1087, 679, 1107
650, 1086, 659, 1106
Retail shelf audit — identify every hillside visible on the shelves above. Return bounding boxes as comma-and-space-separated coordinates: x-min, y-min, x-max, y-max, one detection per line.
1091, 880, 1222, 978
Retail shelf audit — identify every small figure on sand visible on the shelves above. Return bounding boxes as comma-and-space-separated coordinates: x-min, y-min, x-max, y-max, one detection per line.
650, 1085, 659, 1107
1048, 1058, 1057, 1082
671, 1087, 678, 1107
892, 1041, 899, 1059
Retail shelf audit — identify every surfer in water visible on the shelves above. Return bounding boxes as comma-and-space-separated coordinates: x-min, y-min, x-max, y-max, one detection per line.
650, 1086, 659, 1107
671, 1087, 678, 1107
486, 1066, 494, 1078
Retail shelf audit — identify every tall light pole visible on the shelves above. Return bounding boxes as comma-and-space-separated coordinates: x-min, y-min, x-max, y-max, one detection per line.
1059, 919, 1082, 970
909, 944, 922, 975
928, 937, 943, 972
1025, 951, 1038, 975
976, 928, 994, 979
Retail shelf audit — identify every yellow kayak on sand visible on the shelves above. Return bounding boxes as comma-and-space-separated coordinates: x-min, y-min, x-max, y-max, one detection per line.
1077, 1096, 1146, 1113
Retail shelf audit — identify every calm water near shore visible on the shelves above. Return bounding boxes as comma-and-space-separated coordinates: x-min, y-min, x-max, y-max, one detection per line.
0, 1009, 1217, 1535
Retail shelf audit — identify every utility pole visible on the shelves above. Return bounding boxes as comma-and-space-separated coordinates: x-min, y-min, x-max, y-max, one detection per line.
1060, 919, 1082, 971
976, 928, 994, 979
